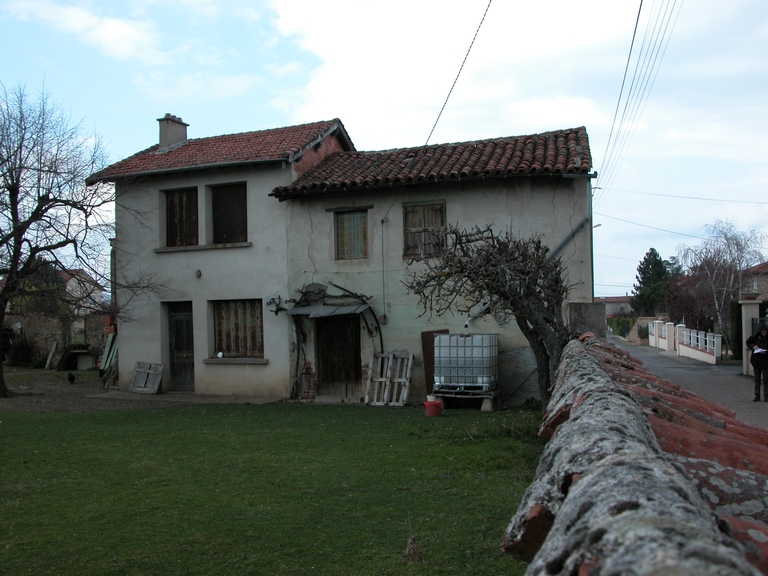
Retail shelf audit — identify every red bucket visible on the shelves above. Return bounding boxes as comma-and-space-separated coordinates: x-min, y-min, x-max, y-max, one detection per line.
424, 400, 442, 417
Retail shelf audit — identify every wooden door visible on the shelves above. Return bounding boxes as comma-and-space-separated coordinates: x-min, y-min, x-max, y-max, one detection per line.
316, 316, 361, 398
169, 302, 195, 392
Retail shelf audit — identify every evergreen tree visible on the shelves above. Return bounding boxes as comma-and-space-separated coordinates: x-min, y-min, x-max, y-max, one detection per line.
630, 248, 669, 316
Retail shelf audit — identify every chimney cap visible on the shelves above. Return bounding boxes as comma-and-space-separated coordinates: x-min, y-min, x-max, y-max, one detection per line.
157, 113, 189, 126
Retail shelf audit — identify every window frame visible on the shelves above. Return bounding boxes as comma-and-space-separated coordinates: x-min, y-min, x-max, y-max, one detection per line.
330, 206, 371, 261
403, 201, 446, 260
211, 182, 248, 245
211, 299, 264, 359
164, 187, 199, 247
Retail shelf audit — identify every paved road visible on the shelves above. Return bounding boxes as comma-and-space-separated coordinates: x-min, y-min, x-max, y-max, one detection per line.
607, 334, 768, 430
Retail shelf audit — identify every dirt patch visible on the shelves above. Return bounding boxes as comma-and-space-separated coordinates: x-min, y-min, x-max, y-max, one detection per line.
0, 367, 167, 413
0, 367, 283, 413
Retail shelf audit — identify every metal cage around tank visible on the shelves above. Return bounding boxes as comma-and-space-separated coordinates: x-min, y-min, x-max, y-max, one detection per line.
433, 333, 498, 396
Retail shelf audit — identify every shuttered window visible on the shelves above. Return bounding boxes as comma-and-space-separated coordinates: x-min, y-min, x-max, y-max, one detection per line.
403, 202, 445, 259
166, 188, 198, 247
335, 210, 368, 260
213, 299, 264, 358
212, 183, 247, 244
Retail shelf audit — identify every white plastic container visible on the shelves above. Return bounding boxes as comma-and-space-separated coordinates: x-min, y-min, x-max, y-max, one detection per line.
433, 334, 498, 394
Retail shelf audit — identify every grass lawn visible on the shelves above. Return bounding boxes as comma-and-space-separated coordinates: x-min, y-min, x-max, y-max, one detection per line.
1, 401, 544, 575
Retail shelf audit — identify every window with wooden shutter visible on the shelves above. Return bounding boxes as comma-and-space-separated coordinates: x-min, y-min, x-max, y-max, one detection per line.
213, 299, 264, 358
166, 188, 198, 247
403, 202, 445, 259
212, 183, 247, 244
335, 210, 368, 260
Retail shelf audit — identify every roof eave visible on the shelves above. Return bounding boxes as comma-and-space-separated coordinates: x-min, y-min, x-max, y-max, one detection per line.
270, 169, 594, 201
87, 157, 287, 185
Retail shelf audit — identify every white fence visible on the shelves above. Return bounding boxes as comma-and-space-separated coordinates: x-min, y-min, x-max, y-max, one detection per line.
648, 321, 721, 364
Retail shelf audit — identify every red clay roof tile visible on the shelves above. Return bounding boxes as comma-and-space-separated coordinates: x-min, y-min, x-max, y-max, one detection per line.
744, 261, 768, 275
270, 127, 592, 200
87, 119, 353, 184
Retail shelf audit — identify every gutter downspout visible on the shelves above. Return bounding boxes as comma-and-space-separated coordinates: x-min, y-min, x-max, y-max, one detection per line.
548, 216, 590, 260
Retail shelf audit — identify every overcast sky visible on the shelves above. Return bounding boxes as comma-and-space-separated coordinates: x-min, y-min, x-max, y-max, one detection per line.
3, 0, 767, 297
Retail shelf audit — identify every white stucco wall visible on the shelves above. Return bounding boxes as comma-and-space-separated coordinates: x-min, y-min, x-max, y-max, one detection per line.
283, 175, 593, 404
114, 162, 295, 396
115, 166, 593, 403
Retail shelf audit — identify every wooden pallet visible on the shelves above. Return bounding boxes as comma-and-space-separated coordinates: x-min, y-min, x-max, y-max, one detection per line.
387, 351, 413, 407
364, 350, 412, 406
365, 352, 393, 405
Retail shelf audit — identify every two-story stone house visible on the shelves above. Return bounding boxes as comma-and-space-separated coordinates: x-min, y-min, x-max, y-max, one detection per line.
87, 114, 597, 404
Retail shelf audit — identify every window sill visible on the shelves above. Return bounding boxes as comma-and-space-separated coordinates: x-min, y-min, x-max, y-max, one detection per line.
203, 358, 268, 365
155, 242, 252, 253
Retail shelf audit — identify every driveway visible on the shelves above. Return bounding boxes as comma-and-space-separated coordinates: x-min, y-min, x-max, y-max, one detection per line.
607, 334, 768, 430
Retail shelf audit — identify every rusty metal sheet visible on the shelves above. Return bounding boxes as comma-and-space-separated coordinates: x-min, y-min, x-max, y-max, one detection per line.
286, 303, 369, 318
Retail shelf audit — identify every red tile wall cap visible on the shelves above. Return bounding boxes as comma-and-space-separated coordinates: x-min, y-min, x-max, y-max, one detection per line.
87, 119, 354, 184
271, 126, 592, 199
649, 417, 768, 477
501, 503, 555, 562
623, 382, 737, 421
720, 515, 768, 574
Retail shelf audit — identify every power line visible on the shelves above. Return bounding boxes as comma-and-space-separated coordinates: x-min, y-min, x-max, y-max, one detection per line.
595, 0, 685, 210
424, 0, 493, 146
595, 253, 641, 262
603, 187, 768, 205
594, 211, 703, 239
383, 0, 492, 221
597, 0, 684, 199
598, 0, 644, 195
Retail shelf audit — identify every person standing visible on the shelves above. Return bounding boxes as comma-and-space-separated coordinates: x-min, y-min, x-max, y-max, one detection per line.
746, 323, 768, 401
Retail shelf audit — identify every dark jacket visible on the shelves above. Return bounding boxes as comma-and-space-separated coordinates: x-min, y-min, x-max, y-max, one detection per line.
747, 326, 768, 369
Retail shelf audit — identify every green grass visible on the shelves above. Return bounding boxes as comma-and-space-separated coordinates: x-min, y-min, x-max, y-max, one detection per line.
0, 403, 544, 575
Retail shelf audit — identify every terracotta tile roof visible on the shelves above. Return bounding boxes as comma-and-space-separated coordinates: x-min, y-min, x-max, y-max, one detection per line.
745, 261, 768, 275
594, 296, 631, 303
87, 119, 354, 184
271, 127, 591, 200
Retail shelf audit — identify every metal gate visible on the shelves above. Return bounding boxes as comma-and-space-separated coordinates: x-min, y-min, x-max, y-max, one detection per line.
169, 302, 195, 392
316, 315, 361, 399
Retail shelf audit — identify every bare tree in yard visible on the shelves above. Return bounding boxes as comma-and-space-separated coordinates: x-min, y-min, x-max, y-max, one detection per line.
404, 225, 571, 403
0, 84, 112, 397
678, 220, 765, 351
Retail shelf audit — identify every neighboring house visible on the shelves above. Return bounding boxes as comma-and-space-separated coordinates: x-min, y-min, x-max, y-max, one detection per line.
743, 261, 768, 300
594, 296, 632, 318
1, 268, 103, 315
87, 114, 597, 403
59, 269, 104, 315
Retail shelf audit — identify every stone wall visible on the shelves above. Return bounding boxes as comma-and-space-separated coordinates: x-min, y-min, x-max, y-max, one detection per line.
4, 313, 107, 367
503, 337, 767, 575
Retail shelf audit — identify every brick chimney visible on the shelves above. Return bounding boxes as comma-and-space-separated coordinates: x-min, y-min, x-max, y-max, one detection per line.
157, 113, 189, 149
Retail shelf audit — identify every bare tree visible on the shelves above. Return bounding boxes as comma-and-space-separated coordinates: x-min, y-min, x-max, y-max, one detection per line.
0, 84, 113, 397
677, 220, 765, 349
404, 226, 571, 403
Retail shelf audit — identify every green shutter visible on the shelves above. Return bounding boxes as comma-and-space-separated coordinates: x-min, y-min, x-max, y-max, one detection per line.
336, 211, 368, 260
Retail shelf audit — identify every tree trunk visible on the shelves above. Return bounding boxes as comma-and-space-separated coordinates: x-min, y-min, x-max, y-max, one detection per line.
0, 306, 10, 398
516, 315, 552, 403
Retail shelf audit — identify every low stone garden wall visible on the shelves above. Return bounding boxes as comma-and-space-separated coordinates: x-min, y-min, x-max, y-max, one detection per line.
503, 336, 768, 575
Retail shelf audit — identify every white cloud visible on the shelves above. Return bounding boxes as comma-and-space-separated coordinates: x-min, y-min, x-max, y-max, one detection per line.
236, 6, 262, 23
133, 71, 261, 102
266, 0, 638, 149
5, 0, 170, 64
170, 0, 219, 18
264, 61, 303, 78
